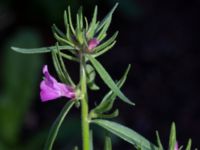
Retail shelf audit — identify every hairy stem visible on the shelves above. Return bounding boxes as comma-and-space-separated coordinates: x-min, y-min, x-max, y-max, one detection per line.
80, 53, 90, 150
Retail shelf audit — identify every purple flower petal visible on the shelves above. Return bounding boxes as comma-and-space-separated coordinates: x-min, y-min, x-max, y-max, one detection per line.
40, 65, 75, 102
88, 38, 100, 51
174, 142, 178, 150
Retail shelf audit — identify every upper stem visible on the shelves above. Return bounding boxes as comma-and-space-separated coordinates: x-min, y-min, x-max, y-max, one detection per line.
80, 53, 90, 150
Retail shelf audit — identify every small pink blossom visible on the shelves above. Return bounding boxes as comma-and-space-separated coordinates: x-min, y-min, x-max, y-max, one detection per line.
88, 38, 100, 51
174, 142, 178, 150
40, 65, 75, 102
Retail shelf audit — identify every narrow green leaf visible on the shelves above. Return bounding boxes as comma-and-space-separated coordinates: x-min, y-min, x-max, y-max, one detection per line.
92, 65, 131, 113
60, 52, 79, 62
53, 32, 74, 47
90, 130, 94, 150
52, 48, 66, 83
44, 100, 75, 150
104, 135, 112, 150
68, 6, 76, 35
169, 122, 176, 150
64, 10, 69, 33
97, 16, 112, 41
87, 55, 134, 106
186, 139, 192, 150
11, 45, 74, 54
94, 31, 118, 52
84, 17, 89, 31
96, 3, 118, 32
92, 119, 158, 150
52, 24, 65, 38
58, 52, 75, 86
87, 5, 98, 38
156, 131, 164, 150
93, 41, 116, 57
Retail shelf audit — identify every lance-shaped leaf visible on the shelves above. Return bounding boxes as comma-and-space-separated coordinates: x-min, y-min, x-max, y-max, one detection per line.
87, 55, 134, 106
104, 135, 112, 150
97, 16, 112, 41
93, 41, 116, 58
52, 24, 65, 38
11, 45, 74, 54
68, 6, 76, 35
92, 119, 158, 150
76, 7, 84, 44
86, 64, 100, 90
186, 139, 192, 150
52, 48, 66, 84
57, 45, 75, 86
96, 3, 118, 33
87, 5, 98, 39
53, 31, 74, 47
169, 122, 176, 150
91, 65, 131, 114
44, 100, 75, 150
156, 131, 164, 150
94, 31, 118, 53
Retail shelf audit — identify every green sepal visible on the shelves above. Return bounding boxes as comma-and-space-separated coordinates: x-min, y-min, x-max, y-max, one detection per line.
11, 45, 74, 54
92, 119, 158, 150
44, 100, 75, 150
169, 122, 176, 150
156, 131, 164, 150
87, 55, 134, 106
86, 64, 100, 90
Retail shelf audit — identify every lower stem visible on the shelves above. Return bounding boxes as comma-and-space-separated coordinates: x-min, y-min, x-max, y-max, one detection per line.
80, 54, 90, 150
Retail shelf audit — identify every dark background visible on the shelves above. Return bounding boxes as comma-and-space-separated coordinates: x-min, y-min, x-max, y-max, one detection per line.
0, 0, 199, 149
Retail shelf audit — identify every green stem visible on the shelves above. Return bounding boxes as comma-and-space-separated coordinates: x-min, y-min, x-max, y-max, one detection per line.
80, 53, 90, 150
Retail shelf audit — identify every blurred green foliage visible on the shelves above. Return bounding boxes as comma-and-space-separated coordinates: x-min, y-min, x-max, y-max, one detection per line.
0, 29, 43, 149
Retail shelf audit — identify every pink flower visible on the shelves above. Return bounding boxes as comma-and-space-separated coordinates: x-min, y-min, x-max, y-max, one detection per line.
174, 142, 178, 150
88, 38, 100, 51
40, 65, 75, 102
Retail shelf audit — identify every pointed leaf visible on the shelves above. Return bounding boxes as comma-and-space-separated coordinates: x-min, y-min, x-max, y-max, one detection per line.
104, 136, 112, 150
92, 119, 158, 150
92, 65, 131, 113
11, 45, 74, 54
94, 31, 118, 52
186, 139, 192, 150
44, 100, 75, 150
68, 6, 76, 35
156, 131, 164, 150
52, 24, 65, 38
96, 3, 118, 32
169, 122, 176, 150
87, 55, 134, 106
93, 41, 116, 57
87, 5, 98, 38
